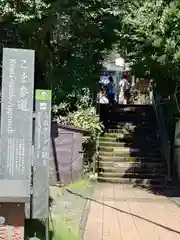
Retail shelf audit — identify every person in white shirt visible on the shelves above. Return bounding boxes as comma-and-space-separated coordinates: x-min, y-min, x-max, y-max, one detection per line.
97, 88, 109, 104
119, 78, 125, 104
119, 73, 130, 104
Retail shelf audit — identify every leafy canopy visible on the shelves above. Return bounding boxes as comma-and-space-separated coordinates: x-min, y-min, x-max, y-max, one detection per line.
0, 0, 121, 102
117, 0, 180, 93
0, 0, 49, 22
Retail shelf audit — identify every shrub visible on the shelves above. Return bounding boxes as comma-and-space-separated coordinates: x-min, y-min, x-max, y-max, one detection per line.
52, 88, 104, 170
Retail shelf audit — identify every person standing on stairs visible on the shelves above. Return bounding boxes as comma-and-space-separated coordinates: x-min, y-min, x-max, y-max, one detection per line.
145, 71, 153, 104
106, 76, 115, 105
119, 77, 125, 104
123, 73, 131, 104
148, 78, 153, 104
96, 87, 109, 104
119, 72, 131, 104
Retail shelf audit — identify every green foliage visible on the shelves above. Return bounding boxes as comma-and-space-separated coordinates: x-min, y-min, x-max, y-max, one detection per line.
69, 107, 103, 139
0, 0, 121, 98
2, 0, 180, 98
117, 0, 180, 94
113, 0, 180, 141
53, 88, 103, 136
0, 0, 49, 23
52, 88, 92, 118
51, 215, 79, 240
52, 88, 103, 156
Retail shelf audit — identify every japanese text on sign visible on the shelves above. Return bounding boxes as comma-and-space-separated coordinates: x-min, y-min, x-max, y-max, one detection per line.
33, 89, 51, 218
17, 59, 29, 112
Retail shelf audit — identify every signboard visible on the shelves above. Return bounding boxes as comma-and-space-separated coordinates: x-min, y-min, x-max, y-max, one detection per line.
32, 90, 51, 219
0, 48, 34, 199
135, 78, 149, 91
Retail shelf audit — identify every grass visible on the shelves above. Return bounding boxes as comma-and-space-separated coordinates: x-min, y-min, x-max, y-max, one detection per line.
50, 177, 93, 240
50, 214, 80, 240
68, 177, 92, 190
26, 177, 93, 240
50, 176, 93, 198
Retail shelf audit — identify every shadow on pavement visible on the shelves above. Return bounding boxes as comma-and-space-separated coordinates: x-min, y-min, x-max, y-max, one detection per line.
66, 188, 180, 236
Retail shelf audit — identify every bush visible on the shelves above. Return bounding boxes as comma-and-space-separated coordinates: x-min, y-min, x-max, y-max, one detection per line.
69, 107, 103, 140
52, 88, 104, 170
69, 106, 103, 167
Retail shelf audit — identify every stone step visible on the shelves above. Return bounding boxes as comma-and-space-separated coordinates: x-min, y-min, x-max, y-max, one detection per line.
107, 114, 157, 122
116, 137, 160, 145
99, 146, 130, 152
99, 141, 160, 148
99, 104, 155, 113
109, 106, 155, 113
109, 120, 156, 126
107, 122, 137, 127
100, 105, 157, 124
103, 131, 159, 139
99, 172, 165, 179
100, 103, 154, 109
99, 136, 160, 146
113, 104, 155, 111
106, 125, 158, 131
107, 124, 158, 130
99, 148, 161, 158
110, 108, 155, 115
99, 141, 126, 147
108, 104, 154, 111
99, 152, 161, 158
102, 133, 122, 138
102, 136, 160, 144
99, 146, 160, 154
105, 133, 160, 141
104, 119, 157, 126
109, 115, 156, 122
99, 136, 118, 142
98, 161, 165, 172
98, 176, 166, 187
99, 156, 163, 163
99, 166, 166, 175
133, 129, 159, 135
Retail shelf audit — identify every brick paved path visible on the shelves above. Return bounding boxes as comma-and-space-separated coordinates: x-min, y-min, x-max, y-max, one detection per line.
83, 184, 180, 240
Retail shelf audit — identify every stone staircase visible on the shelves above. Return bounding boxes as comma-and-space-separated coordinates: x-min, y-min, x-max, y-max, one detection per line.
98, 104, 167, 188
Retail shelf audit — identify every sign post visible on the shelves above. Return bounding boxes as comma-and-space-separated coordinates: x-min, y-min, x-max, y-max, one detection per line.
33, 90, 51, 238
0, 48, 35, 239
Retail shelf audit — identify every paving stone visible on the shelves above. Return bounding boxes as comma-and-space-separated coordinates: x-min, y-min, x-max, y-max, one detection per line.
84, 183, 180, 240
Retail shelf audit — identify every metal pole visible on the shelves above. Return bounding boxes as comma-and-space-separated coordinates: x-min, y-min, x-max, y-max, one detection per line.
45, 183, 50, 240
45, 158, 50, 240
45, 217, 49, 240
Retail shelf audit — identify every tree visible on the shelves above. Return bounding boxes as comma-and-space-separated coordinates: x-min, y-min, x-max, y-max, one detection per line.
117, 0, 180, 94
0, 0, 49, 23
0, 0, 122, 103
